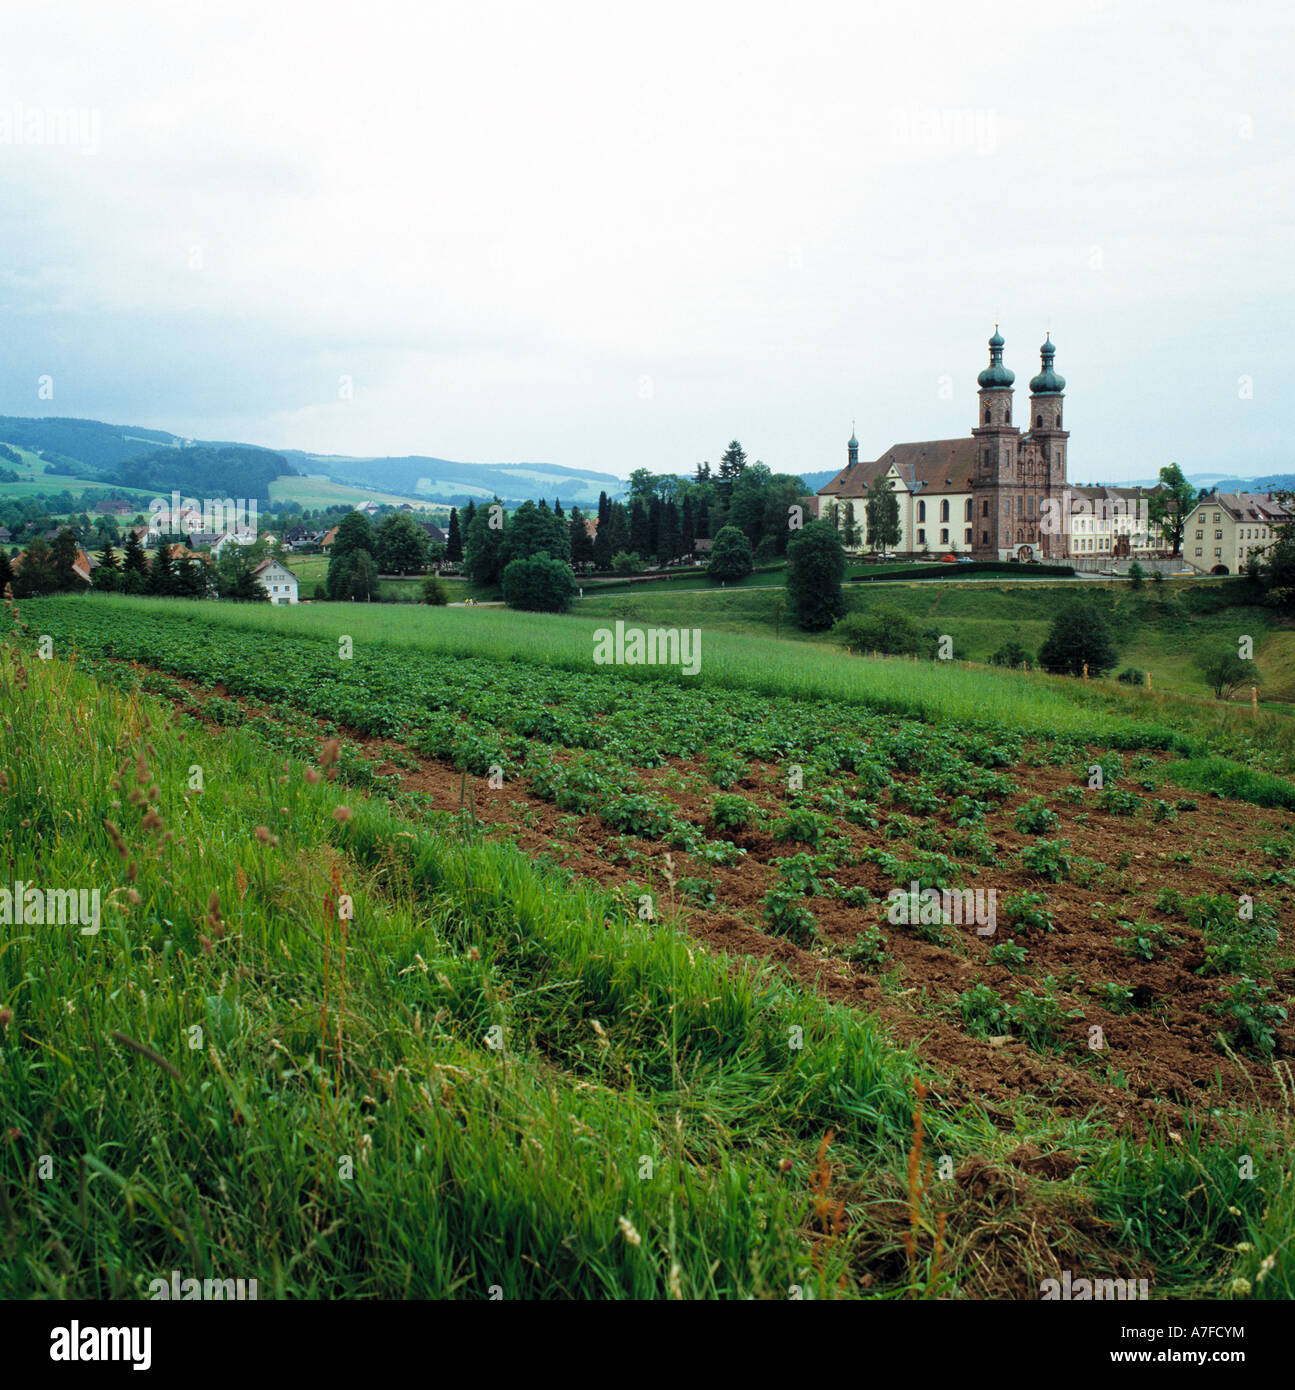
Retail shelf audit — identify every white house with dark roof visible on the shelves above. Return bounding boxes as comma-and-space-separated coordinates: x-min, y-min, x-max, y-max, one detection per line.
251, 557, 298, 604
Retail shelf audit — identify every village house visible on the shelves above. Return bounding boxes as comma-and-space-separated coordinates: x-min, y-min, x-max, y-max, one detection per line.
1189, 492, 1293, 574
252, 557, 299, 604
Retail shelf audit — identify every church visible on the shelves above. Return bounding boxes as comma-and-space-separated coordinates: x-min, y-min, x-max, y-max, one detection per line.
816, 329, 1070, 561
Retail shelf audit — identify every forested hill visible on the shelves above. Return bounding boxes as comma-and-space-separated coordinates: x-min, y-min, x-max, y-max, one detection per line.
117, 446, 291, 501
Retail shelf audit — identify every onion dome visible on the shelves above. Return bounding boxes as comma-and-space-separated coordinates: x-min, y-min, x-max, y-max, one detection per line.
978, 325, 1015, 389
1029, 335, 1066, 395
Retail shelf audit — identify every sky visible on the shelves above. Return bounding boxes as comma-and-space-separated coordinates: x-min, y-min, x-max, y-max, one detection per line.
1, 0, 1291, 484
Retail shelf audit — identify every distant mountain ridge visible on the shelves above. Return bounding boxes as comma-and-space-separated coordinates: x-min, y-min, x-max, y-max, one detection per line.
0, 415, 625, 507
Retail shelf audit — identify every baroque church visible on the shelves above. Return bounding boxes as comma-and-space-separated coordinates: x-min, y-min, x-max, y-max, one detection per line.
816, 329, 1070, 561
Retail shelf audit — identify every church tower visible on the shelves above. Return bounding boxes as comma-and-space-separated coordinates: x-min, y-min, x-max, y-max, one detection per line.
971, 326, 1021, 557
1028, 336, 1069, 558
847, 424, 859, 469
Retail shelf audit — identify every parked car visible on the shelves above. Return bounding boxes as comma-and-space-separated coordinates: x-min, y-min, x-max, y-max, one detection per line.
956, 555, 974, 564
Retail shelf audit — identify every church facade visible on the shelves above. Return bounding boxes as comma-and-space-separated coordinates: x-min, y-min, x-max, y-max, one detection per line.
816, 329, 1071, 561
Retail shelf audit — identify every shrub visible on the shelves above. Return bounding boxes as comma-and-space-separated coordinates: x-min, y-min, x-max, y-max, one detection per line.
611, 550, 646, 575
1092, 982, 1135, 1013
831, 605, 923, 657
761, 889, 817, 944
771, 806, 832, 848
708, 526, 755, 583
1003, 890, 1054, 932
1013, 797, 1058, 834
1038, 602, 1118, 677
842, 923, 887, 968
990, 640, 1034, 669
500, 552, 578, 613
959, 984, 1011, 1037
988, 939, 1029, 971
1194, 649, 1262, 701
1010, 977, 1083, 1049
421, 575, 449, 605
710, 794, 756, 832
1216, 976, 1286, 1056
1021, 839, 1073, 882
1117, 666, 1144, 685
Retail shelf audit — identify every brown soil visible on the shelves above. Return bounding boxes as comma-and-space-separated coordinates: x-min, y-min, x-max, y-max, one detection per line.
136, 658, 1295, 1137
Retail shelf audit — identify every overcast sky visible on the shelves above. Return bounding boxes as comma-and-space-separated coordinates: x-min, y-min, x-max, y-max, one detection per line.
1, 0, 1291, 483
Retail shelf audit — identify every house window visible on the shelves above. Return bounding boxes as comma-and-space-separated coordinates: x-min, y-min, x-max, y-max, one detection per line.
940, 528, 949, 544
1016, 496, 1023, 517
1036, 414, 1042, 428
1195, 530, 1202, 540
1215, 530, 1223, 540
940, 500, 949, 523
984, 409, 990, 424
917, 501, 926, 522
1027, 496, 1035, 517
981, 500, 989, 517
1213, 513, 1220, 523
1215, 547, 1222, 557
965, 499, 973, 521
1195, 547, 1202, 557
1005, 407, 1011, 424
917, 529, 926, 545
981, 531, 989, 546
965, 528, 973, 545
1197, 512, 1206, 523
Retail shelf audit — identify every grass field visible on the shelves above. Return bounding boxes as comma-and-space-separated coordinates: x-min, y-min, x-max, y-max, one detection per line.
574, 577, 1295, 704
267, 474, 448, 511
4, 590, 1293, 1302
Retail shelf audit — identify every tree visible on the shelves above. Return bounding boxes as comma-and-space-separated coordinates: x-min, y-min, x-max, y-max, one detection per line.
50, 528, 86, 591
500, 500, 569, 568
681, 494, 696, 556
463, 500, 508, 586
122, 529, 149, 577
1127, 560, 1145, 589
990, 640, 1034, 669
148, 545, 177, 596
217, 543, 271, 601
708, 525, 754, 583
1146, 464, 1198, 557
786, 520, 847, 632
13, 537, 56, 597
348, 549, 379, 601
421, 574, 449, 605
628, 499, 652, 561
831, 605, 923, 656
693, 461, 711, 485
446, 507, 464, 562
568, 506, 595, 568
175, 551, 210, 598
841, 501, 859, 549
865, 475, 901, 556
718, 440, 748, 487
330, 510, 377, 562
1195, 649, 1262, 701
500, 552, 577, 612
602, 503, 630, 565
659, 499, 682, 564
1038, 603, 1118, 677
375, 513, 430, 575
0, 547, 12, 596
612, 550, 646, 574
1254, 493, 1295, 612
